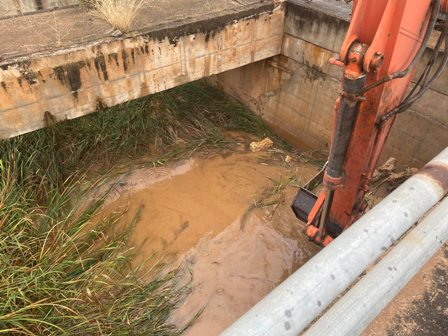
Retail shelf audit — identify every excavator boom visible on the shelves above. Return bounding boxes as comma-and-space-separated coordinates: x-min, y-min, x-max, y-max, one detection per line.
293, 0, 448, 245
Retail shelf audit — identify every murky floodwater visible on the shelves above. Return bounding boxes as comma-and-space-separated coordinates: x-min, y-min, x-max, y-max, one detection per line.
171, 199, 321, 335
99, 143, 321, 334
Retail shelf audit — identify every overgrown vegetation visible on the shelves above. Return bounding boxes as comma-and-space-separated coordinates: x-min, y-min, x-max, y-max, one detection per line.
89, 0, 144, 33
0, 172, 186, 335
0, 82, 277, 334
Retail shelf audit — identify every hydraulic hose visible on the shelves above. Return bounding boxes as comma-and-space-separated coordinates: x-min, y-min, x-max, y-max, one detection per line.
363, 0, 441, 93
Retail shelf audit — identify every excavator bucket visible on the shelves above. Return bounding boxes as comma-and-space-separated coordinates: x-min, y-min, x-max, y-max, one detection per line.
291, 187, 318, 223
291, 162, 342, 245
291, 162, 326, 223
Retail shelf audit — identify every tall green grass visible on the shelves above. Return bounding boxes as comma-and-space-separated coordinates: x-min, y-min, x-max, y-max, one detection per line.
0, 82, 276, 335
1, 82, 276, 200
0, 166, 185, 335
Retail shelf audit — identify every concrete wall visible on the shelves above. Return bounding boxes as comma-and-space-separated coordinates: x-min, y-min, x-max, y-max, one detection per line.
0, 5, 283, 138
1, 0, 446, 167
0, 0, 77, 18
212, 0, 448, 167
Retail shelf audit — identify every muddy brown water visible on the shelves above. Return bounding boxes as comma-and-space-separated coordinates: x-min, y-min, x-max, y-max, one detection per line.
98, 146, 321, 335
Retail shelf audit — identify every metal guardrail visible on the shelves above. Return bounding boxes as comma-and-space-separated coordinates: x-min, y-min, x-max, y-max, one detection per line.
222, 147, 448, 336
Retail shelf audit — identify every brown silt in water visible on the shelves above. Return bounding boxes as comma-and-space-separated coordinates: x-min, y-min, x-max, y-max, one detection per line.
100, 147, 321, 335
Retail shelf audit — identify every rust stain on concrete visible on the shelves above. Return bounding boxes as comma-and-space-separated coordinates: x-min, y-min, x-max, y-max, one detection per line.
0, 7, 284, 139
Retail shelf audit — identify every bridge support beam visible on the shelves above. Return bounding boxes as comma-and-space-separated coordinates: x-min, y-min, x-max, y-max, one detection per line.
0, 5, 282, 139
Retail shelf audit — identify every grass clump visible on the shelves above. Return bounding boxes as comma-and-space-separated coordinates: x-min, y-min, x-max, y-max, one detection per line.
0, 82, 276, 334
90, 0, 144, 33
0, 159, 186, 335
2, 82, 275, 197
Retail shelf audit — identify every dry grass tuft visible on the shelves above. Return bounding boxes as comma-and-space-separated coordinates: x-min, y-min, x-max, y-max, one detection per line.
92, 0, 144, 33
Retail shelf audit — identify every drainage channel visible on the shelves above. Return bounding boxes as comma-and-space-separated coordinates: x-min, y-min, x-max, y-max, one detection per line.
96, 132, 322, 335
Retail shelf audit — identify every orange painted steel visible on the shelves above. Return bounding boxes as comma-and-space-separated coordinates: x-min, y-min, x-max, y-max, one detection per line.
325, 0, 439, 233
443, 0, 448, 11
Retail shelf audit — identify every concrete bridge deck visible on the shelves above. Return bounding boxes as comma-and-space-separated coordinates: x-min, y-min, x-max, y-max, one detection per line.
0, 0, 282, 138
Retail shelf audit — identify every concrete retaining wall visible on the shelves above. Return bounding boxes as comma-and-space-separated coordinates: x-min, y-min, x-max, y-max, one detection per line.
1, 0, 446, 167
212, 0, 448, 167
0, 5, 283, 138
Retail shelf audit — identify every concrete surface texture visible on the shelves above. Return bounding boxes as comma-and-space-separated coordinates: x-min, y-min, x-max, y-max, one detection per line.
1, 0, 447, 166
0, 0, 78, 18
0, 0, 275, 59
213, 0, 448, 168
0, 0, 282, 138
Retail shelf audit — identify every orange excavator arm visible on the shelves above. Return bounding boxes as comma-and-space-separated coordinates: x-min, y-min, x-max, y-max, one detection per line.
292, 0, 448, 245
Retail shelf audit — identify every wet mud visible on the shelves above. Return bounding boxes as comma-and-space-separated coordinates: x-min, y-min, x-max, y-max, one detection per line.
99, 141, 321, 334
171, 195, 320, 335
